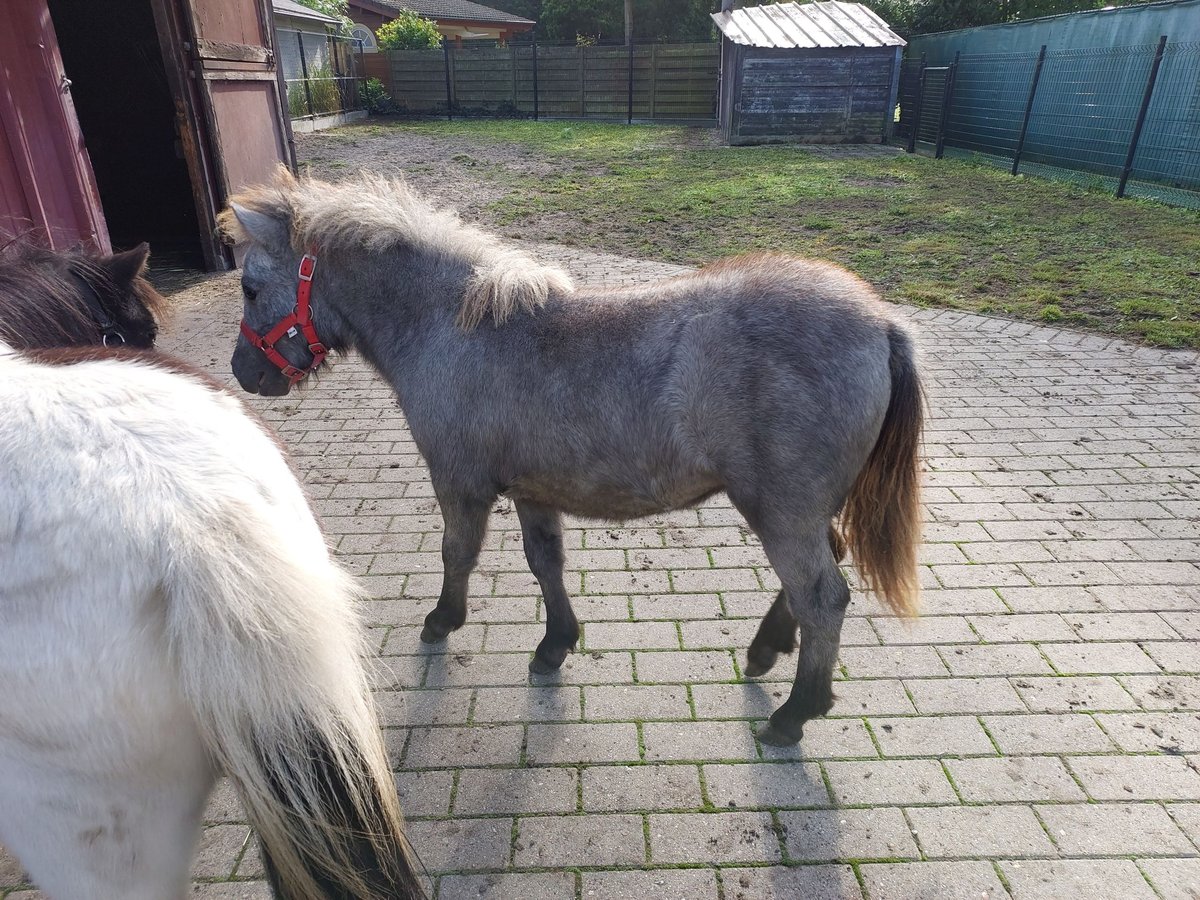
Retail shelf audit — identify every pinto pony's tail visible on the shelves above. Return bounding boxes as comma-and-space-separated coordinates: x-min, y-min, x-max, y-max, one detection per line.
842, 323, 925, 618
165, 501, 424, 899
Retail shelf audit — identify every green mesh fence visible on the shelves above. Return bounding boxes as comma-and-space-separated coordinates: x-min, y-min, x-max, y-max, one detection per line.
897, 40, 1200, 209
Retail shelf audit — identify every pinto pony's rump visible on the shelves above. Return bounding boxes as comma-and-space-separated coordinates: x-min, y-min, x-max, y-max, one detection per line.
0, 347, 421, 900
841, 323, 924, 618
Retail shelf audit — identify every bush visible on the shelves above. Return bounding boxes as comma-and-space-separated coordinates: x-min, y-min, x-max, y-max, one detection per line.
359, 77, 398, 114
376, 11, 442, 50
287, 62, 345, 118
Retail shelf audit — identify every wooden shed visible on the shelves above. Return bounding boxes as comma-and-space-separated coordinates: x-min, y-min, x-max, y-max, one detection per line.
713, 1, 905, 145
1, 0, 294, 272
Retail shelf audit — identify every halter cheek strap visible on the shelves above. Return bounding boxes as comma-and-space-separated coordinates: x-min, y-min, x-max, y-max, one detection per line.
239, 251, 328, 385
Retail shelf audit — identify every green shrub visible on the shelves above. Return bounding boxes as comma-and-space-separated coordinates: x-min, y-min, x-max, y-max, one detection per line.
287, 63, 344, 117
359, 77, 398, 114
377, 11, 441, 50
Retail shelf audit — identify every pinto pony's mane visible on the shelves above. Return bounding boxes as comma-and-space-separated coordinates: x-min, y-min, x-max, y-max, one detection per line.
219, 167, 574, 329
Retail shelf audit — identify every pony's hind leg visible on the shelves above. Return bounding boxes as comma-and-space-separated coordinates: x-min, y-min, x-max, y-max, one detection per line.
515, 500, 579, 674
421, 494, 491, 643
752, 528, 850, 747
744, 522, 845, 679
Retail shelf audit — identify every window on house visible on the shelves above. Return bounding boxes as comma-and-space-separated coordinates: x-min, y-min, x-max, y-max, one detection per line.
350, 24, 377, 52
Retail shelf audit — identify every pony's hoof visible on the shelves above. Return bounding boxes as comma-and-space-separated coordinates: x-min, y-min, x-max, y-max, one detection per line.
419, 624, 450, 644
756, 721, 803, 747
743, 650, 777, 679
528, 654, 562, 675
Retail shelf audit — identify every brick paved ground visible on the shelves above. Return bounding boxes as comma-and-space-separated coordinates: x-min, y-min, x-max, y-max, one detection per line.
3, 244, 1198, 899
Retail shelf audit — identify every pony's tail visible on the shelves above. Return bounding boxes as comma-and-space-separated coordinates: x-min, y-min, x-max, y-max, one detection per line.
842, 323, 925, 617
165, 505, 424, 899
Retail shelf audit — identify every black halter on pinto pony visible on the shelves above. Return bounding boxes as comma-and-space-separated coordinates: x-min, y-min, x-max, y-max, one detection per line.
239, 251, 328, 385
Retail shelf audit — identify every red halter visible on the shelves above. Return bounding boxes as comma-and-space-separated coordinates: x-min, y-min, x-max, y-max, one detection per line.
239, 252, 328, 386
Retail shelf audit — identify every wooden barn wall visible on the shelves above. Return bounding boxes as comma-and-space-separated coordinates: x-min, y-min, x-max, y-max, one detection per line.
732, 46, 897, 144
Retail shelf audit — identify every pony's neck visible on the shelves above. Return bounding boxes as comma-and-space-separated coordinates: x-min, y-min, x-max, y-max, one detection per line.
316, 247, 468, 376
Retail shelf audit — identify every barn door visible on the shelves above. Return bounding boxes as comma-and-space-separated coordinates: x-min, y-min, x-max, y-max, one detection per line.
0, 0, 109, 252
154, 0, 295, 269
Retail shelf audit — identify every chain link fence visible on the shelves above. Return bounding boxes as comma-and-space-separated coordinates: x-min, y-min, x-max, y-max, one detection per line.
895, 39, 1200, 209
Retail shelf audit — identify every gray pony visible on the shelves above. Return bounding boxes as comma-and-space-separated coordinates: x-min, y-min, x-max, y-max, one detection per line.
221, 169, 923, 746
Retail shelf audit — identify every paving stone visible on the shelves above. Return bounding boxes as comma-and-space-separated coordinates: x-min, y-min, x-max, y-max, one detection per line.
525, 723, 641, 764
405, 816, 513, 873
823, 759, 958, 806
1139, 858, 1200, 900
780, 806, 919, 861
969, 613, 1078, 643
999, 858, 1158, 900
581, 764, 703, 812
839, 646, 950, 678
1040, 641, 1161, 675
454, 767, 579, 815
1012, 676, 1139, 712
642, 721, 757, 761
760, 718, 879, 761
1122, 675, 1200, 710
515, 814, 645, 868
581, 868, 721, 899
439, 872, 577, 900
982, 713, 1116, 754
584, 621, 680, 650
945, 756, 1086, 802
905, 677, 1028, 713
859, 860, 1008, 900
374, 687, 472, 727
906, 805, 1056, 858
1095, 712, 1200, 753
471, 685, 582, 723
402, 725, 523, 769
584, 684, 691, 721
634, 650, 737, 683
722, 865, 863, 900
1068, 755, 1200, 801
190, 825, 249, 879
395, 769, 455, 817
648, 811, 782, 864
870, 715, 996, 757
938, 644, 1056, 677
1036, 802, 1194, 855
703, 762, 830, 809
829, 680, 917, 716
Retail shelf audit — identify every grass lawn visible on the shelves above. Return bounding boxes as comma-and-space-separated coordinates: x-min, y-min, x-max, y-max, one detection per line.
354, 119, 1200, 348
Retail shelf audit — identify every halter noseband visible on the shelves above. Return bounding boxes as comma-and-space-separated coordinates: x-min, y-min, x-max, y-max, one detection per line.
239, 251, 328, 386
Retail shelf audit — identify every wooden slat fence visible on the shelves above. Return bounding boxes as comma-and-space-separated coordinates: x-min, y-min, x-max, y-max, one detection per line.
388, 42, 718, 123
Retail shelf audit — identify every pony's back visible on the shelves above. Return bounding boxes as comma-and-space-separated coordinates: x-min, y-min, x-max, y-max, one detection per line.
0, 345, 422, 899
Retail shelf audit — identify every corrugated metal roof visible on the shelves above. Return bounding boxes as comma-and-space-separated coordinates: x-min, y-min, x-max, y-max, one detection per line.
711, 1, 905, 49
274, 0, 341, 25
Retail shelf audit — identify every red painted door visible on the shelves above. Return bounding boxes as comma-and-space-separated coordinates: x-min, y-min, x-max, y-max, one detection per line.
0, 0, 109, 252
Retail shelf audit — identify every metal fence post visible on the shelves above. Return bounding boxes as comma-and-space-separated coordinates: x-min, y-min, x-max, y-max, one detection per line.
442, 37, 453, 120
934, 51, 959, 159
907, 56, 927, 154
1011, 45, 1047, 176
296, 31, 314, 117
1117, 34, 1168, 199
627, 40, 635, 124
532, 26, 539, 121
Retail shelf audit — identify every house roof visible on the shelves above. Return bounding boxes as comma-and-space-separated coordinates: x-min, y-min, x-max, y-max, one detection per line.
358, 0, 533, 26
273, 0, 341, 25
712, 1, 904, 49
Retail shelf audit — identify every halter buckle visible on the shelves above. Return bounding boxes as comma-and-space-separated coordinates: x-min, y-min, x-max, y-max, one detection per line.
297, 254, 316, 282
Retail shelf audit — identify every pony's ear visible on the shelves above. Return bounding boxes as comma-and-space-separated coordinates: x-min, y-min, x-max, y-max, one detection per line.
227, 202, 289, 249
103, 242, 150, 285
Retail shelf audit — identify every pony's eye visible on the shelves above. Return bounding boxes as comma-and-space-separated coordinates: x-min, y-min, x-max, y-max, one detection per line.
242, 284, 258, 302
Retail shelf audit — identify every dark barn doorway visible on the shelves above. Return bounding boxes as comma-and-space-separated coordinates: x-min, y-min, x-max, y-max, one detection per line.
46, 0, 206, 279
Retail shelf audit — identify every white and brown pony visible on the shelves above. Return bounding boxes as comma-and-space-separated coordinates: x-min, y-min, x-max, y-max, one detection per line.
0, 250, 422, 899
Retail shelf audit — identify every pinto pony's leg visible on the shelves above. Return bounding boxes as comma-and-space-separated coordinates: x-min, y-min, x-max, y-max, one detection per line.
515, 500, 579, 674
420, 495, 491, 644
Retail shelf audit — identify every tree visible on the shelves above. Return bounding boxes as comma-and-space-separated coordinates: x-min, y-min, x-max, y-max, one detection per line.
376, 10, 443, 50
294, 0, 352, 33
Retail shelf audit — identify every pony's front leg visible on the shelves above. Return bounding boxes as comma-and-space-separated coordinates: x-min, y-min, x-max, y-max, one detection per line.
515, 500, 579, 674
420, 494, 491, 644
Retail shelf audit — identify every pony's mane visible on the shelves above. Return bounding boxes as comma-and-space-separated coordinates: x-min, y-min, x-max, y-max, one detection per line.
220, 167, 574, 329
0, 240, 166, 349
